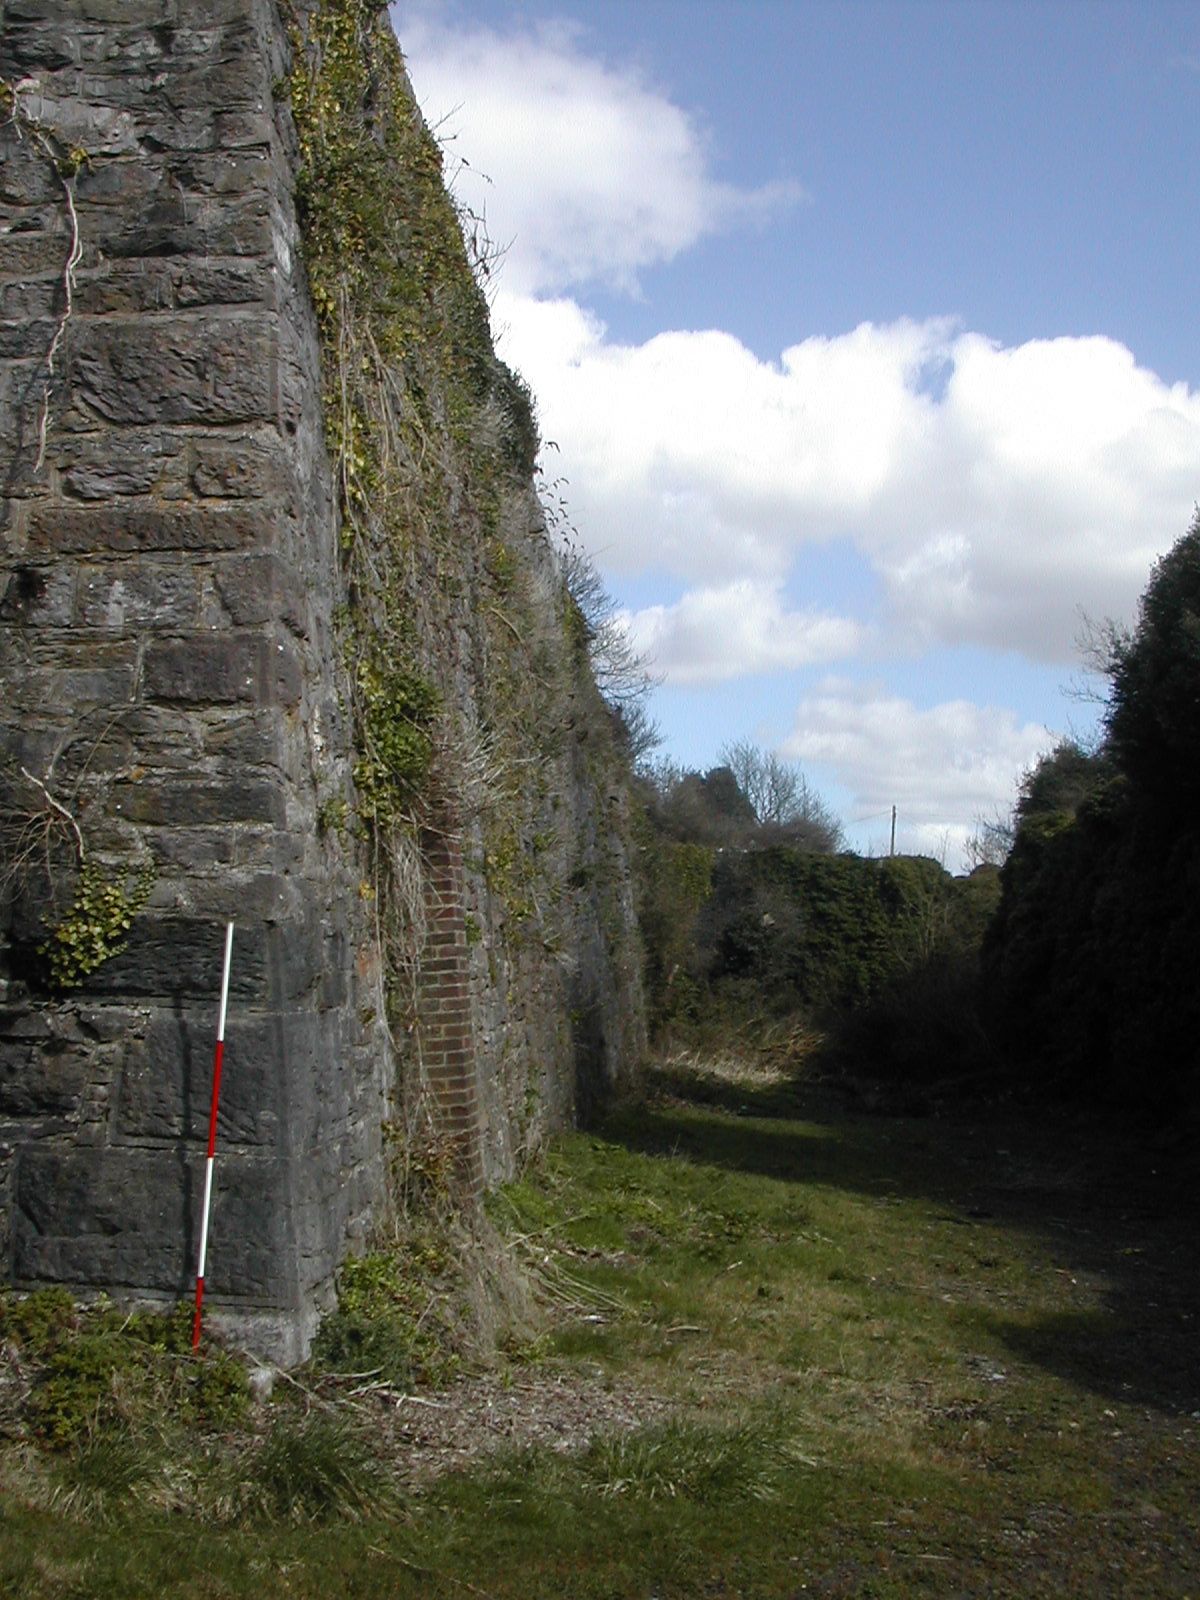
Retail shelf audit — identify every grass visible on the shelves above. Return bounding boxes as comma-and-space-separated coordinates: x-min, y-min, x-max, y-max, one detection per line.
1, 1052, 1197, 1597
244, 1414, 398, 1524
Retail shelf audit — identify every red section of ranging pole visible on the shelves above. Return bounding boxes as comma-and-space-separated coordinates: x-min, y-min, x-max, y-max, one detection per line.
192, 921, 235, 1350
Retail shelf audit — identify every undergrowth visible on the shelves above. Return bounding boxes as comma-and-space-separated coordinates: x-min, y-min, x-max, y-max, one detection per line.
0, 1290, 404, 1528
311, 1241, 461, 1387
2, 1295, 248, 1450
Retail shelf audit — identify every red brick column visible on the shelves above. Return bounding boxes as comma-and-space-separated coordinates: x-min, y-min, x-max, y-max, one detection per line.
418, 828, 484, 1199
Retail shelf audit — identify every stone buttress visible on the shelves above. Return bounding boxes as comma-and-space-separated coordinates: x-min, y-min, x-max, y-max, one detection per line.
0, 0, 645, 1358
0, 0, 387, 1359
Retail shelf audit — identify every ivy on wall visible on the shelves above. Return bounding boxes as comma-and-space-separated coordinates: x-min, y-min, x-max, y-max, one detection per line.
284, 1, 645, 1144
40, 861, 155, 990
285, 0, 535, 983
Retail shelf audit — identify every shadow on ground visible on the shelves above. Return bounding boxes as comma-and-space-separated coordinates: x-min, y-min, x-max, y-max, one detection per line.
603, 1057, 1200, 1418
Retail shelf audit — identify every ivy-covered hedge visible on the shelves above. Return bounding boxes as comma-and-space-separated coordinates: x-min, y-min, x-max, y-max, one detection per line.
697, 848, 987, 1016
983, 780, 1200, 1111
982, 515, 1200, 1115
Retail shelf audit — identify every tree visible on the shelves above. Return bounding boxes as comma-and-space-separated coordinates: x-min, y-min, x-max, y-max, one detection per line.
963, 807, 1015, 870
650, 765, 756, 846
610, 700, 662, 768
558, 544, 657, 713
1104, 509, 1200, 807
719, 739, 842, 852
1013, 739, 1110, 824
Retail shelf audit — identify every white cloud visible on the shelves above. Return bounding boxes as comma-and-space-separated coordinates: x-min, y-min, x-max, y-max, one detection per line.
497, 296, 1200, 663
392, 8, 1200, 695
621, 581, 863, 684
392, 10, 803, 295
783, 678, 1054, 864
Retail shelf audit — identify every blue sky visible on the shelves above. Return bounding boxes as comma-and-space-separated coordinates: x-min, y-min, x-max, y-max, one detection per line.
390, 0, 1200, 864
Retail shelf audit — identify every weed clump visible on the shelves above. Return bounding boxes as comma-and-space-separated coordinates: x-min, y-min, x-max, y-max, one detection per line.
45, 1432, 164, 1523
311, 1246, 460, 1388
1, 1294, 249, 1451
244, 1414, 395, 1523
582, 1419, 806, 1504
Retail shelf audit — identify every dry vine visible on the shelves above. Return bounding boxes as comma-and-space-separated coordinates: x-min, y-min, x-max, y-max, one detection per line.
0, 760, 83, 910
0, 76, 87, 472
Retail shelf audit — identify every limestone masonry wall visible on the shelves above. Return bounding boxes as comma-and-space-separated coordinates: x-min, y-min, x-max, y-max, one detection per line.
0, 0, 645, 1359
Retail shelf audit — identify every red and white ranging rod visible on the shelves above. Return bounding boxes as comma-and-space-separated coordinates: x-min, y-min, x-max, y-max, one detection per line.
192, 920, 234, 1350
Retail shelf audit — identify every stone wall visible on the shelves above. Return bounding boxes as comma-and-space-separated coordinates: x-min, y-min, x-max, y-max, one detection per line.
0, 0, 644, 1358
0, 0, 392, 1359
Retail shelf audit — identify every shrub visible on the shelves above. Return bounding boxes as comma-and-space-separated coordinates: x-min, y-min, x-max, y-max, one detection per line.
1105, 511, 1200, 808
700, 849, 965, 1015
828, 947, 997, 1089
311, 1248, 459, 1387
638, 837, 715, 1032
25, 1303, 248, 1449
982, 515, 1200, 1114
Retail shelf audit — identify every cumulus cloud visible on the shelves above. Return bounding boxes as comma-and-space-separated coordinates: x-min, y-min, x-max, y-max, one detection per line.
783, 678, 1054, 862
392, 7, 1200, 694
497, 297, 1200, 664
393, 10, 803, 295
620, 581, 864, 684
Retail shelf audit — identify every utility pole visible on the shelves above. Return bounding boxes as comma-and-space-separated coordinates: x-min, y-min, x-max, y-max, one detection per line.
890, 805, 896, 857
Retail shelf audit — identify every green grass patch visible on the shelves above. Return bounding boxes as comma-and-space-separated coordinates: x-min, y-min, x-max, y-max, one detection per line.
2, 1057, 1197, 1596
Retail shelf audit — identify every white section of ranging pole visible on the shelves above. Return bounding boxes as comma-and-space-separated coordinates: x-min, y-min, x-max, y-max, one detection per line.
192, 921, 235, 1349
195, 1158, 216, 1282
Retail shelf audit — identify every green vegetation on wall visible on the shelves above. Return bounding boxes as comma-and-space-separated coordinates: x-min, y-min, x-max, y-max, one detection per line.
353, 657, 441, 825
286, 0, 521, 811
39, 859, 155, 990
0, 760, 156, 994
286, 0, 548, 991
287, 0, 532, 472
285, 1, 645, 1138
